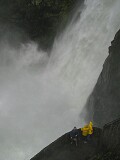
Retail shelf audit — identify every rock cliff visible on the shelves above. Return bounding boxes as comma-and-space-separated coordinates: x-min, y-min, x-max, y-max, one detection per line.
86, 29, 120, 127
0, 0, 84, 50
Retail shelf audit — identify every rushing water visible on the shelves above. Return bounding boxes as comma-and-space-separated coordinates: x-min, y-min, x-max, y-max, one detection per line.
0, 0, 120, 160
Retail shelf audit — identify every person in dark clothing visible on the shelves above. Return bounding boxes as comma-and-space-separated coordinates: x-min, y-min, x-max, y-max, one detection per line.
69, 127, 79, 146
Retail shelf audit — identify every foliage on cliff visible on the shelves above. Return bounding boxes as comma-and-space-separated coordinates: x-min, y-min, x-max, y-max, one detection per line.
0, 0, 82, 49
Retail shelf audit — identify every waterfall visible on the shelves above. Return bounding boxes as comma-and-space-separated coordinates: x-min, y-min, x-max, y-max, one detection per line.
0, 0, 120, 160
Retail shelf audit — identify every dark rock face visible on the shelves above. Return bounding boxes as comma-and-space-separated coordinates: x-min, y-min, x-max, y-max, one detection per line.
30, 128, 102, 160
30, 119, 120, 160
102, 118, 120, 152
0, 0, 84, 50
86, 29, 120, 127
91, 118, 120, 160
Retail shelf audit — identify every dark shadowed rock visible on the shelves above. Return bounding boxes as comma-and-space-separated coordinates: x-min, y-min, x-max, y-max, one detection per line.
30, 119, 120, 160
30, 127, 102, 160
85, 29, 120, 127
91, 118, 120, 160
0, 0, 84, 50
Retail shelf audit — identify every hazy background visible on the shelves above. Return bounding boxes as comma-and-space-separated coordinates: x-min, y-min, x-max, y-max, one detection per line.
0, 0, 120, 160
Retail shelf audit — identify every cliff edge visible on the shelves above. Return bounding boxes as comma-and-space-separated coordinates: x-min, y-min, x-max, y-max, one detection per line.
30, 118, 120, 160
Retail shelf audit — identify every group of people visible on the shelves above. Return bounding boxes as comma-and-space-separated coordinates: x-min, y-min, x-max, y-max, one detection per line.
69, 121, 93, 146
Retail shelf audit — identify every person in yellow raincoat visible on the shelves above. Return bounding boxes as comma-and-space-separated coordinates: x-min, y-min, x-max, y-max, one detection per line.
81, 121, 93, 143
87, 121, 93, 141
81, 125, 89, 143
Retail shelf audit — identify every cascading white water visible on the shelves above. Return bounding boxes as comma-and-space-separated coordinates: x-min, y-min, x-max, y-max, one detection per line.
0, 0, 120, 160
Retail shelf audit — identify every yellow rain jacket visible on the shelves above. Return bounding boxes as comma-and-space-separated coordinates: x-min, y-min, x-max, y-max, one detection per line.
88, 121, 93, 135
81, 126, 89, 136
81, 122, 93, 136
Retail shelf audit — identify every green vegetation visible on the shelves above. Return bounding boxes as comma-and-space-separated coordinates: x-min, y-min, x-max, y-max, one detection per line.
0, 0, 81, 49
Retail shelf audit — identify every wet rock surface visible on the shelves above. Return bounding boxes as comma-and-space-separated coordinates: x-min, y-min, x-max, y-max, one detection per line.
30, 118, 120, 160
0, 0, 84, 50
30, 127, 102, 160
86, 29, 120, 127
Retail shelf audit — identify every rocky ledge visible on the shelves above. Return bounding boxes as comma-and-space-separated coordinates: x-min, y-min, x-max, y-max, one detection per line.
30, 118, 120, 160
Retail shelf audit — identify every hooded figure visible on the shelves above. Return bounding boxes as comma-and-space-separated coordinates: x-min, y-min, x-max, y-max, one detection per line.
88, 121, 93, 135
81, 126, 89, 136
69, 127, 79, 146
81, 121, 93, 143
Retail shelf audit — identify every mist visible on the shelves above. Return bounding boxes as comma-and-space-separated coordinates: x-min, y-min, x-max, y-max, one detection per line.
0, 0, 120, 160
